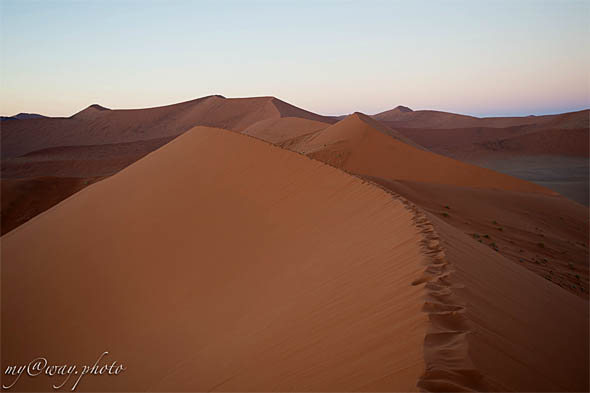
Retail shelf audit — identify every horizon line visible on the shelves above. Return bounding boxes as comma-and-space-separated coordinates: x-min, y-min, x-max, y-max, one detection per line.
1, 95, 589, 120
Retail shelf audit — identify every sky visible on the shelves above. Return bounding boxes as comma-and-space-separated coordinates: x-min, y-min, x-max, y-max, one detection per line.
0, 0, 588, 118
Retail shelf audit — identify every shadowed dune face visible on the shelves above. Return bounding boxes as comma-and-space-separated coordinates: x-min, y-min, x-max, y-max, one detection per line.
1, 176, 103, 234
2, 127, 429, 392
1, 136, 177, 178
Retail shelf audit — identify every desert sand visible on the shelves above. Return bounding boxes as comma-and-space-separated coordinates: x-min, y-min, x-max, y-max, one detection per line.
376, 107, 589, 205
374, 106, 589, 130
2, 128, 429, 391
286, 112, 555, 194
1, 97, 589, 392
242, 116, 330, 143
0, 96, 336, 234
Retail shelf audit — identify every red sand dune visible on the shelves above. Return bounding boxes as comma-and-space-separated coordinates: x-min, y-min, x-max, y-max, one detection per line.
1, 95, 336, 159
370, 178, 589, 299
2, 127, 587, 391
1, 176, 102, 234
376, 108, 589, 206
374, 106, 589, 130
242, 117, 330, 143
374, 107, 589, 160
283, 113, 589, 298
394, 126, 589, 160
418, 211, 588, 392
0, 96, 338, 235
289, 113, 555, 194
465, 128, 589, 158
2, 127, 428, 391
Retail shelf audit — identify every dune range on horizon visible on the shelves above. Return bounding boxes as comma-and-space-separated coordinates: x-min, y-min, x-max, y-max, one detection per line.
1, 95, 589, 392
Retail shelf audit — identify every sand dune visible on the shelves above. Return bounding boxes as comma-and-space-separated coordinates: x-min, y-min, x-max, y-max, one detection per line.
0, 112, 47, 121
3, 127, 587, 391
465, 128, 588, 158
289, 113, 554, 194
282, 112, 589, 299
2, 95, 336, 159
418, 210, 588, 391
369, 178, 589, 299
394, 126, 589, 159
2, 127, 429, 391
1, 176, 102, 234
374, 106, 589, 129
387, 111, 589, 204
0, 95, 337, 234
242, 116, 330, 143
4, 97, 584, 237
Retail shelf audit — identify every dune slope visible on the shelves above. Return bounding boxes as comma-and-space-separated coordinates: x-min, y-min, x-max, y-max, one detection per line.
0, 95, 337, 234
291, 113, 554, 195
2, 126, 587, 391
2, 127, 429, 391
369, 178, 589, 299
380, 109, 589, 205
1, 95, 336, 159
414, 209, 588, 392
242, 116, 330, 143
374, 107, 589, 129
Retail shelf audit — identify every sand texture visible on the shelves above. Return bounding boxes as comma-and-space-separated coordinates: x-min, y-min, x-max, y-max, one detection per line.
2, 98, 588, 392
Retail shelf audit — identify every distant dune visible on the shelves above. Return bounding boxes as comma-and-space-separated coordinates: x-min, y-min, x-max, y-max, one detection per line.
1, 95, 337, 159
243, 116, 330, 143
287, 112, 554, 194
373, 107, 589, 204
0, 96, 338, 234
2, 127, 587, 391
370, 178, 589, 299
0, 112, 47, 121
279, 111, 588, 300
392, 124, 589, 159
374, 107, 589, 130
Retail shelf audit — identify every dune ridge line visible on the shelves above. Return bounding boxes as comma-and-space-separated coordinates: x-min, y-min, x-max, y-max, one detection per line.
230, 126, 481, 391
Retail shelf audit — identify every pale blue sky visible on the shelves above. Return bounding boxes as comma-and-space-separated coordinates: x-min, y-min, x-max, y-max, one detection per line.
1, 0, 588, 117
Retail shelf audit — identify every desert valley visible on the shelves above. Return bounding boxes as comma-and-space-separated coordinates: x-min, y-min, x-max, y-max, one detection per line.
1, 95, 588, 391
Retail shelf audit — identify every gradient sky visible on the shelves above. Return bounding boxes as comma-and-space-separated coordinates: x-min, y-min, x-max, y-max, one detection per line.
1, 0, 588, 117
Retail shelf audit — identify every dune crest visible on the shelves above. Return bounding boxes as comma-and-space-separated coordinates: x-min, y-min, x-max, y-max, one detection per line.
242, 116, 330, 143
374, 107, 589, 129
2, 126, 587, 391
72, 103, 110, 119
2, 127, 430, 391
290, 112, 555, 194
0, 95, 339, 234
1, 95, 337, 159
